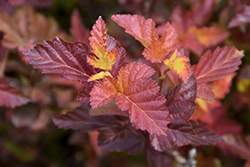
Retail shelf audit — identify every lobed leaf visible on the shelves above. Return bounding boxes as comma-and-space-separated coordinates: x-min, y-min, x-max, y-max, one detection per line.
70, 9, 90, 44
90, 76, 118, 108
52, 105, 128, 132
90, 62, 170, 136
0, 78, 30, 108
111, 14, 158, 47
88, 71, 112, 81
25, 37, 96, 84
112, 14, 178, 63
193, 46, 244, 100
88, 16, 117, 70
150, 73, 197, 151
0, 7, 66, 49
229, 4, 250, 28
189, 27, 229, 48
100, 128, 145, 155
223, 134, 250, 160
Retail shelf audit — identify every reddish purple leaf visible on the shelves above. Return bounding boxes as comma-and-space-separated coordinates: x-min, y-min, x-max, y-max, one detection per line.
229, 4, 250, 28
70, 9, 90, 44
100, 128, 145, 154
0, 78, 30, 108
148, 147, 174, 167
52, 105, 128, 132
24, 37, 96, 84
223, 134, 250, 160
188, 122, 223, 146
89, 100, 129, 117
193, 46, 244, 101
150, 74, 197, 151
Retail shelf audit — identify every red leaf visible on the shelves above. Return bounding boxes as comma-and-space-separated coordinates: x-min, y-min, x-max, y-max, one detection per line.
52, 105, 128, 132
193, 46, 244, 100
112, 14, 178, 63
0, 78, 30, 108
90, 62, 170, 136
70, 9, 90, 44
223, 134, 250, 160
24, 37, 96, 84
90, 76, 118, 108
111, 14, 158, 47
117, 62, 156, 93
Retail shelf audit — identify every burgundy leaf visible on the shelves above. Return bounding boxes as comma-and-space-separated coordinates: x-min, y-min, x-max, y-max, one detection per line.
148, 148, 174, 167
229, 4, 250, 28
98, 125, 130, 146
70, 9, 90, 44
89, 100, 129, 117
150, 74, 198, 151
52, 105, 128, 132
0, 78, 30, 108
223, 134, 250, 160
24, 37, 96, 84
100, 128, 145, 154
188, 122, 223, 146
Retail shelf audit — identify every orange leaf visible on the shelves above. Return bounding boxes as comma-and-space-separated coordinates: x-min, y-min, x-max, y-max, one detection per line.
189, 26, 229, 48
112, 14, 178, 63
88, 16, 118, 70
164, 50, 190, 83
88, 71, 112, 82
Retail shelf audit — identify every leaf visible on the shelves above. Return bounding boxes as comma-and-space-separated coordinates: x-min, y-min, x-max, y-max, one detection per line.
70, 9, 90, 44
112, 14, 178, 63
210, 73, 236, 99
52, 105, 128, 132
88, 71, 112, 81
111, 14, 158, 47
193, 46, 244, 100
164, 49, 190, 83
229, 4, 250, 28
142, 22, 178, 63
100, 128, 145, 154
90, 62, 170, 136
89, 100, 129, 117
0, 7, 66, 49
189, 27, 229, 48
90, 76, 118, 108
24, 37, 96, 84
150, 73, 197, 151
0, 78, 30, 108
223, 134, 250, 160
88, 16, 117, 70
187, 123, 223, 146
